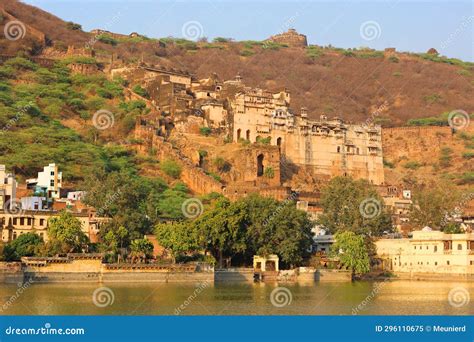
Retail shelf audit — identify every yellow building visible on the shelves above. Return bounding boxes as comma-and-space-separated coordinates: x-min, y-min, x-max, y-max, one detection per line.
0, 210, 107, 243
376, 229, 474, 275
231, 87, 384, 184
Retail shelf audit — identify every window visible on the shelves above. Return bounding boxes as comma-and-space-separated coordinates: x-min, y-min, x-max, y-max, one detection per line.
20, 218, 24, 226
50, 180, 55, 186
435, 262, 438, 266
426, 246, 428, 250
447, 261, 450, 265
434, 246, 437, 252
50, 171, 54, 176
40, 219, 44, 226
471, 261, 473, 265
457, 244, 462, 250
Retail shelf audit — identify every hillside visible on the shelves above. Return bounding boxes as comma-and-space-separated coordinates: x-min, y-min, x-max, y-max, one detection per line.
0, 0, 472, 194
1, 0, 473, 126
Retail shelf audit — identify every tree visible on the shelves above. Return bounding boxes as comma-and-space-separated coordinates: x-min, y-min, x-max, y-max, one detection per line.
129, 238, 154, 262
191, 195, 314, 268
244, 195, 313, 267
193, 198, 248, 267
409, 182, 462, 230
101, 225, 129, 256
317, 176, 392, 236
3, 233, 43, 261
331, 231, 370, 274
48, 211, 89, 253
83, 171, 169, 240
155, 222, 199, 262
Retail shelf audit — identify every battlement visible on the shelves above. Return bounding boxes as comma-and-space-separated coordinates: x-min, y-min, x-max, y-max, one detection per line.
267, 28, 308, 48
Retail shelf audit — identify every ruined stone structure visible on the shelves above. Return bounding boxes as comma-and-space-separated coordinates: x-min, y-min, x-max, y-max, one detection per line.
68, 62, 99, 75
111, 63, 193, 117
231, 87, 385, 185
267, 29, 308, 48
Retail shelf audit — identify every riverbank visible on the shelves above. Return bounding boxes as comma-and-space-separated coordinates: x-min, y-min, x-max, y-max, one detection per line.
1, 257, 353, 284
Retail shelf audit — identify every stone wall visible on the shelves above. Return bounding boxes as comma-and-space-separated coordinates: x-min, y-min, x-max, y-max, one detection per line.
316, 269, 353, 282
382, 126, 454, 163
150, 134, 225, 195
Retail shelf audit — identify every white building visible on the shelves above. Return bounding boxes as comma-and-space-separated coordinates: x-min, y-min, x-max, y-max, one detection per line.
376, 229, 474, 275
29, 163, 62, 199
0, 165, 17, 210
21, 197, 46, 211
67, 191, 86, 201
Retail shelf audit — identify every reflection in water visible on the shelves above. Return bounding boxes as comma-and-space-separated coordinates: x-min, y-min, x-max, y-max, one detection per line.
0, 280, 472, 315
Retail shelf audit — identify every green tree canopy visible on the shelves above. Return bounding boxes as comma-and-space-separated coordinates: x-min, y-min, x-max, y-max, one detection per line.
130, 238, 154, 259
331, 231, 370, 274
317, 176, 392, 236
155, 195, 314, 268
3, 233, 43, 261
47, 211, 89, 253
409, 182, 462, 230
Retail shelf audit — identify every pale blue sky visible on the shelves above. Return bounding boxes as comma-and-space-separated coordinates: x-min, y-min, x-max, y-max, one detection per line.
24, 0, 473, 61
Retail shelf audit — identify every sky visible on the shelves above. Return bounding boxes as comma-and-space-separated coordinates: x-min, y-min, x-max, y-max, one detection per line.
23, 0, 473, 61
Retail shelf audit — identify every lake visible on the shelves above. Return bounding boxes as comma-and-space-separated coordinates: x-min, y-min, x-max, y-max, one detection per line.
0, 280, 472, 315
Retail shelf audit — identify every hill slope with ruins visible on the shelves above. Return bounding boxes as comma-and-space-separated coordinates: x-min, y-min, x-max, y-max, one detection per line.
0, 0, 472, 198
1, 0, 473, 126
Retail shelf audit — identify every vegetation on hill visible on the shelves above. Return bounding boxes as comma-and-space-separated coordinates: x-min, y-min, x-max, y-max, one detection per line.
0, 57, 148, 181
2, 0, 473, 126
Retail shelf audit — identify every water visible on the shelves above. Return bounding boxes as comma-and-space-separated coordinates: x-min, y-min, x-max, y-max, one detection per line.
0, 280, 472, 315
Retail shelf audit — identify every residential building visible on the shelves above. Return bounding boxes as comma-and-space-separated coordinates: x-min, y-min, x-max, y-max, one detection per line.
0, 165, 16, 211
0, 210, 107, 243
376, 229, 474, 275
28, 163, 62, 200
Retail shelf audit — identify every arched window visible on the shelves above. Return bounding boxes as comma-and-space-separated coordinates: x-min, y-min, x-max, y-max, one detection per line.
257, 154, 264, 177
337, 146, 341, 153
237, 129, 241, 140
276, 137, 282, 147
